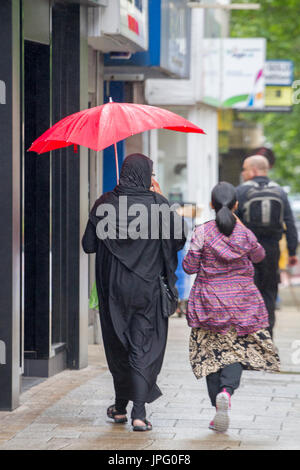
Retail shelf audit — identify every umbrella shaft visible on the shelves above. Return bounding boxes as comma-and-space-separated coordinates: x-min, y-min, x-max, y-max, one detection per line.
114, 143, 119, 184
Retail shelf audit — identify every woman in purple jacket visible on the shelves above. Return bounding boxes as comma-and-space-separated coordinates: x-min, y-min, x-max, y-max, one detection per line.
183, 182, 280, 433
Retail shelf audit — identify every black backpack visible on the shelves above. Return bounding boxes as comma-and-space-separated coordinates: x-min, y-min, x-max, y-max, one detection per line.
242, 180, 284, 236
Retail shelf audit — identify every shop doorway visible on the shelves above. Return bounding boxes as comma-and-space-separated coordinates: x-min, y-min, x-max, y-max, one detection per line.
22, 40, 51, 370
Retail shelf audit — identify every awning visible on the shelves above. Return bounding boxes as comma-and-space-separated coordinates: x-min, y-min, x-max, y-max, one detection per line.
54, 0, 107, 7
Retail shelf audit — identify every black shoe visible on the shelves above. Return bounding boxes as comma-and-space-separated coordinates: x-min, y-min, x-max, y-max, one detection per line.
132, 418, 152, 432
107, 404, 127, 424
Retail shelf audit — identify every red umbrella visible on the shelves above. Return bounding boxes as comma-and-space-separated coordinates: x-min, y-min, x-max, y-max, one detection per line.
29, 99, 205, 182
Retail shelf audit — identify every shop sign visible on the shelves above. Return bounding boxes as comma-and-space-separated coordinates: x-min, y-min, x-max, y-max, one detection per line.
265, 85, 293, 111
264, 60, 294, 112
120, 0, 148, 51
104, 0, 191, 79
202, 38, 266, 110
265, 60, 294, 86
222, 38, 266, 110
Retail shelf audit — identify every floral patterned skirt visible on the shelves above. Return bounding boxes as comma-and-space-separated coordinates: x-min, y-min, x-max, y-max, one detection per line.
189, 327, 280, 379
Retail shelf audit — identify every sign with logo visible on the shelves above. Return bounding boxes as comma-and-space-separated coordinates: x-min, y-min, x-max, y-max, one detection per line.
120, 0, 148, 51
263, 60, 294, 112
222, 38, 266, 110
265, 60, 294, 86
89, 0, 148, 52
0, 80, 6, 104
201, 38, 266, 110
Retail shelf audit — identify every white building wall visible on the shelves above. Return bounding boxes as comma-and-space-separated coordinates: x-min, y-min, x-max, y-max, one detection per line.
146, 9, 219, 221
187, 106, 218, 223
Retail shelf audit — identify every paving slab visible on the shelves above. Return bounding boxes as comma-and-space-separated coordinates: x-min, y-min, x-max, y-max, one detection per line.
0, 307, 300, 450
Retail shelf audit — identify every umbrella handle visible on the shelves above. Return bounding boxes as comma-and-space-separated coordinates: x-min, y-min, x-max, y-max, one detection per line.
114, 142, 119, 184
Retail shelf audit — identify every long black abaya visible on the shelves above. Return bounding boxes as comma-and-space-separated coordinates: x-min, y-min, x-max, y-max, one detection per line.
82, 154, 186, 418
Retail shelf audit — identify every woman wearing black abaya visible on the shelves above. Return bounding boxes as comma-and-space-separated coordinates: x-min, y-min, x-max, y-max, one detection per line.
82, 154, 186, 431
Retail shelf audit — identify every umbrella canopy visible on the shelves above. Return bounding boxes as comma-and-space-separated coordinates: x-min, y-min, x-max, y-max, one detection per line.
28, 101, 205, 155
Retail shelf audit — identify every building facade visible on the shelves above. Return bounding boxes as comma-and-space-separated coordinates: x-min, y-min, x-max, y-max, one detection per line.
0, 0, 186, 411
0, 0, 97, 411
145, 5, 227, 223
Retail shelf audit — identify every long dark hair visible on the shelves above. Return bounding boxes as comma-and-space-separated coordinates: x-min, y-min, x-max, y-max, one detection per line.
211, 182, 237, 237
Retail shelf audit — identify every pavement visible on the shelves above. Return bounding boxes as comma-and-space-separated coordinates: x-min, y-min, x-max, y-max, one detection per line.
0, 296, 300, 450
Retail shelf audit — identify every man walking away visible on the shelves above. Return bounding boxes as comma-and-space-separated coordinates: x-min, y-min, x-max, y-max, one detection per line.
236, 155, 298, 338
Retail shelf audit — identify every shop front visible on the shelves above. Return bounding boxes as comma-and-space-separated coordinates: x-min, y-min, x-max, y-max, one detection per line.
0, 0, 91, 411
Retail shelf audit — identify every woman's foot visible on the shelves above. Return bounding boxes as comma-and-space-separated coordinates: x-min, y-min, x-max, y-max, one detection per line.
132, 418, 152, 432
107, 405, 127, 424
214, 388, 231, 433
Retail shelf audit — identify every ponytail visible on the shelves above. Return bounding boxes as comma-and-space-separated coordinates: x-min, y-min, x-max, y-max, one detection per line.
211, 182, 237, 237
215, 206, 236, 237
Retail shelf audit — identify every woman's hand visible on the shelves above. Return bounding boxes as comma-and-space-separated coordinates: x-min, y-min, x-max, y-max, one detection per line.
151, 177, 163, 195
288, 255, 298, 267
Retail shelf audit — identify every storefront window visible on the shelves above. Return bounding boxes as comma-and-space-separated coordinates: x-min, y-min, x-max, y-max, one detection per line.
157, 124, 188, 203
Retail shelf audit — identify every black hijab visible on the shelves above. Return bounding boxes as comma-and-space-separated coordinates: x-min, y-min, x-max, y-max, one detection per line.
117, 153, 153, 193
89, 153, 186, 284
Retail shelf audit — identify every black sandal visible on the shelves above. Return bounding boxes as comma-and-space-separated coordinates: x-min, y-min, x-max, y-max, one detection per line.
107, 405, 127, 424
132, 418, 152, 432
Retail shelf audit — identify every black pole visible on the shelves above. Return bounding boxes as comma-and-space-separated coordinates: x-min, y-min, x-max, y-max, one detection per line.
0, 0, 21, 411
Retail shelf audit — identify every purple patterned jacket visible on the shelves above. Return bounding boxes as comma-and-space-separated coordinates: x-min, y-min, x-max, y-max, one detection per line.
182, 220, 269, 335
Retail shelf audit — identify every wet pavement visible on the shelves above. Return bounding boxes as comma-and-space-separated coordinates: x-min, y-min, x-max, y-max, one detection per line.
0, 302, 299, 450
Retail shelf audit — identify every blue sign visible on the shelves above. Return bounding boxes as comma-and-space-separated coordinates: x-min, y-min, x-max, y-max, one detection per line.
104, 0, 191, 78
265, 60, 294, 87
